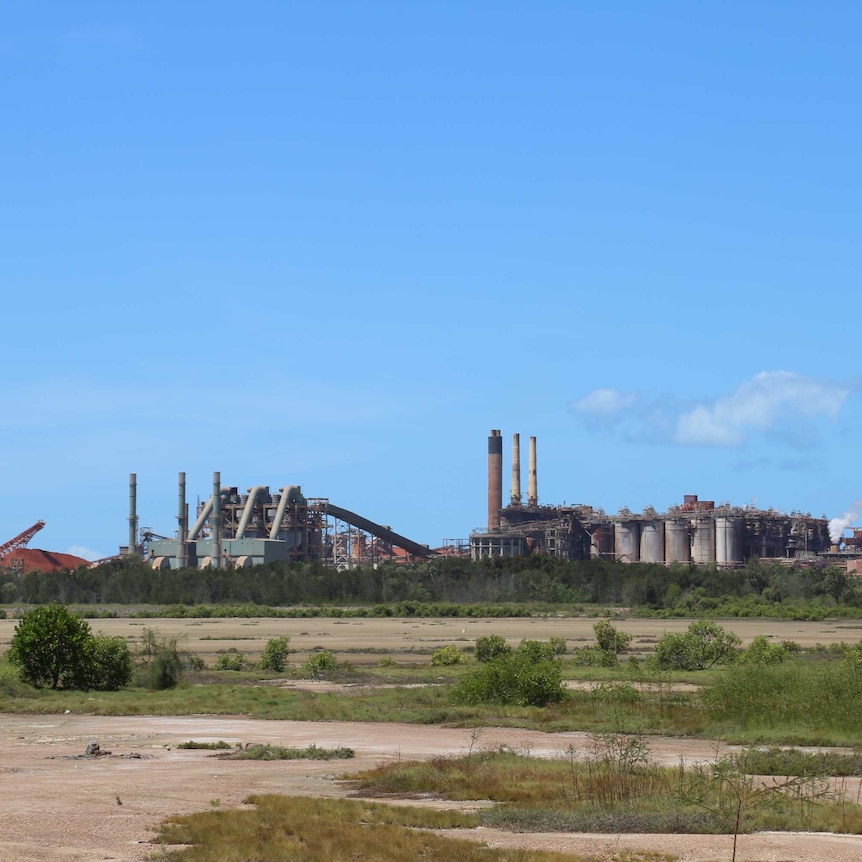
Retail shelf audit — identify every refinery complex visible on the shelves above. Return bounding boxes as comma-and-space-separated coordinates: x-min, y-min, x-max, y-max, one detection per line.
2, 429, 861, 573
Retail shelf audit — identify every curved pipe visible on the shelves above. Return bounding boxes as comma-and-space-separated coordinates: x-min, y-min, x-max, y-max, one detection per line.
187, 488, 229, 541
236, 486, 269, 539
268, 485, 305, 539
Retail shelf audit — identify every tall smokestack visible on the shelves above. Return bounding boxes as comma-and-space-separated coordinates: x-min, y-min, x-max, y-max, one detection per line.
528, 436, 538, 507
128, 473, 138, 555
488, 430, 503, 531
177, 472, 187, 569
511, 433, 522, 505
212, 471, 222, 569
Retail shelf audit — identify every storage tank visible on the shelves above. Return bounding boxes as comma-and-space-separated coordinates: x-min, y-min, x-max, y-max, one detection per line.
639, 520, 665, 563
691, 516, 716, 564
590, 524, 614, 559
715, 516, 744, 565
664, 518, 691, 563
614, 520, 640, 562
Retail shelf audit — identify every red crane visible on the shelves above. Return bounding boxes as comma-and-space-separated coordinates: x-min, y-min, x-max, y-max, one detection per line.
0, 521, 46, 561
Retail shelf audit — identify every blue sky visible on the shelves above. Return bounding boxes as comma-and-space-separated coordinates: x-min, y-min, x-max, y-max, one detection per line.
2, 1, 861, 559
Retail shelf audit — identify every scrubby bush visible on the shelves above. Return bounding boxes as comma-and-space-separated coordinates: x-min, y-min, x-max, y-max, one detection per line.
517, 639, 558, 662
738, 634, 788, 665
259, 636, 290, 672
430, 645, 469, 667
301, 650, 339, 678
452, 650, 566, 707
80, 634, 133, 690
137, 628, 183, 689
475, 634, 512, 662
593, 619, 632, 654
654, 620, 741, 671
215, 649, 248, 671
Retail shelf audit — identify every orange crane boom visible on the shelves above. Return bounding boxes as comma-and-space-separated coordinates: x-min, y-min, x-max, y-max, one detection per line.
0, 520, 46, 560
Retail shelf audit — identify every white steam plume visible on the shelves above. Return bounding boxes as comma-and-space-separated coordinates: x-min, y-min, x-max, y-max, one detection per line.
829, 503, 861, 544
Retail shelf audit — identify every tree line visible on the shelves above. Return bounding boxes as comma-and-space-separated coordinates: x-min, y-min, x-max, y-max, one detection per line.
1, 554, 860, 616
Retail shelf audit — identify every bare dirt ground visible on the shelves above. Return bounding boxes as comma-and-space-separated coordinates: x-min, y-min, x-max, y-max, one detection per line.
2, 714, 861, 862
2, 616, 862, 862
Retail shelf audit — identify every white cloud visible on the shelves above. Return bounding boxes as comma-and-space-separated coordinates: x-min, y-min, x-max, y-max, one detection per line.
570, 388, 637, 419
570, 371, 852, 449
674, 372, 848, 447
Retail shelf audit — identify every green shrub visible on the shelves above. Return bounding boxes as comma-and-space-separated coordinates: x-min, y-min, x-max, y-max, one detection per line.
570, 646, 619, 667
593, 619, 632, 654
516, 639, 557, 662
80, 634, 133, 691
215, 649, 248, 671
452, 651, 566, 707
654, 619, 741, 670
430, 645, 468, 667
739, 634, 788, 665
475, 634, 512, 662
137, 628, 183, 689
301, 650, 339, 678
259, 636, 290, 672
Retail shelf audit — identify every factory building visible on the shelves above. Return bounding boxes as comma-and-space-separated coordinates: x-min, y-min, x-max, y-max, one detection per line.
129, 472, 432, 570
471, 430, 833, 565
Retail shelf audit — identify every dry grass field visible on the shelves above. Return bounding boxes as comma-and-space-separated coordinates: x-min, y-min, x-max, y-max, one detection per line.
4, 614, 861, 666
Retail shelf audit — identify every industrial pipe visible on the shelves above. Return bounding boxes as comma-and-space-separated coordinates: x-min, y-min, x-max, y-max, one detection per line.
268, 485, 305, 539
236, 486, 269, 539
528, 436, 538, 507
488, 430, 503, 531
511, 433, 522, 505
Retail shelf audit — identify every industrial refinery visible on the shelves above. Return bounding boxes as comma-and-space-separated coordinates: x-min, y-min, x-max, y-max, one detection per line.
109, 429, 862, 573
129, 472, 434, 570
470, 430, 848, 567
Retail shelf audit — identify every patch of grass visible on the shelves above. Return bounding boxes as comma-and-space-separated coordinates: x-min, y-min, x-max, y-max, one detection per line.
348, 747, 862, 836
218, 743, 354, 761
729, 745, 862, 777
154, 794, 673, 861
176, 740, 234, 750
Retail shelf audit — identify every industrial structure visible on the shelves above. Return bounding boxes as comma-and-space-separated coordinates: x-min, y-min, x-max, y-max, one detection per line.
471, 430, 836, 566
129, 473, 433, 570
0, 521, 89, 573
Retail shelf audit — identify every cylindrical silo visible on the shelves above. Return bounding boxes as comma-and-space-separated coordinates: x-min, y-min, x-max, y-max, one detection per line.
664, 518, 691, 564
715, 516, 744, 565
614, 520, 640, 562
639, 520, 665, 563
691, 515, 716, 564
590, 524, 614, 559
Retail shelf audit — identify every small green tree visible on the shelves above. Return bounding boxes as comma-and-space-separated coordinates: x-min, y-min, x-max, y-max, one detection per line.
654, 619, 741, 671
8, 604, 93, 689
593, 619, 632, 654
259, 636, 290, 672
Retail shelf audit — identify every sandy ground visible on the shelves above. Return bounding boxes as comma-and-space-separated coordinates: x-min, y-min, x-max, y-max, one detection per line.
3, 615, 860, 666
1, 713, 861, 862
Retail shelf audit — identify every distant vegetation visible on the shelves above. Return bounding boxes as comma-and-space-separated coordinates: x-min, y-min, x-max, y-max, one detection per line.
1, 554, 861, 619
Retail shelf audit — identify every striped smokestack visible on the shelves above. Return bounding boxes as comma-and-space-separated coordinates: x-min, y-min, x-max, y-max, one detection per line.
528, 436, 538, 507
511, 433, 522, 505
488, 430, 503, 531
